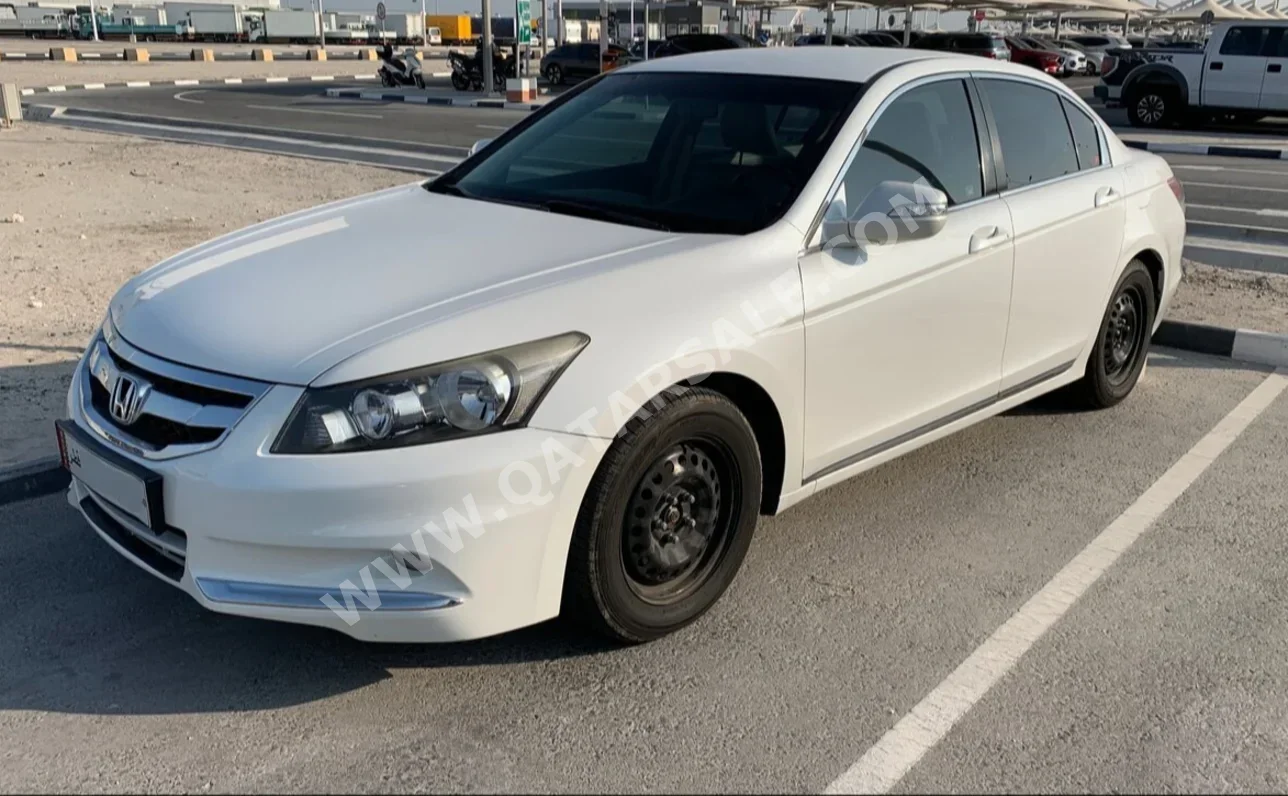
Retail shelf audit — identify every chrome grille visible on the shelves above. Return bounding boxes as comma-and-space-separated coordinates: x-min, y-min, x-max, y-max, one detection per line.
79, 329, 272, 461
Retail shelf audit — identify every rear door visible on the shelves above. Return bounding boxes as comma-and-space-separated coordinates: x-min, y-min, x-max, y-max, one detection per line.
1203, 25, 1270, 108
976, 76, 1126, 388
1259, 27, 1288, 111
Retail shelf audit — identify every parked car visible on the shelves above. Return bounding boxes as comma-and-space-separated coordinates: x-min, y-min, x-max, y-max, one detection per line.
1065, 33, 1132, 54
853, 31, 902, 47
1055, 38, 1102, 74
1097, 21, 1288, 127
627, 39, 664, 60
59, 49, 1184, 645
912, 32, 1011, 60
651, 33, 757, 58
540, 42, 629, 84
1016, 35, 1087, 76
797, 33, 866, 46
1004, 36, 1063, 74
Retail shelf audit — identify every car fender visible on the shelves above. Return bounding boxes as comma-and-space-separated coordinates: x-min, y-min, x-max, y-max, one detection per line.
1122, 63, 1192, 106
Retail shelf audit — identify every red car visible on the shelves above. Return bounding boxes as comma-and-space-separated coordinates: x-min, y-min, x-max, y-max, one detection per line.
1004, 36, 1062, 75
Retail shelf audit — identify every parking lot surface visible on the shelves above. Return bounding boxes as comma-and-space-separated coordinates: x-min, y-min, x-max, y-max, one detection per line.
3, 348, 1286, 792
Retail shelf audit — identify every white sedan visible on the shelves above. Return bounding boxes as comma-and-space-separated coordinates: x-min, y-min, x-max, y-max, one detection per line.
57, 48, 1186, 644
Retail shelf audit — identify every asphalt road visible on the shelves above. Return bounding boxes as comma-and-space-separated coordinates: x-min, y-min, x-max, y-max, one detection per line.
3, 349, 1288, 792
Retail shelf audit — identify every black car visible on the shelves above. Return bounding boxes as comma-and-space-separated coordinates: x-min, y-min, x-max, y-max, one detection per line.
910, 31, 1010, 60
797, 33, 867, 46
540, 42, 629, 85
652, 33, 758, 57
853, 31, 902, 47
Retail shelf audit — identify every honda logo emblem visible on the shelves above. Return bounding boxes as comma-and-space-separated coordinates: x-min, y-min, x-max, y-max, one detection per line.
109, 373, 150, 426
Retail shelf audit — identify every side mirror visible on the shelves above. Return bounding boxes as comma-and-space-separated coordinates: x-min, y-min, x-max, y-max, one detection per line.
824, 180, 949, 249
469, 138, 493, 157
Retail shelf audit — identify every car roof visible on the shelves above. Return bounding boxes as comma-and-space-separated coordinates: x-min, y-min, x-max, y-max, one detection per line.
623, 47, 959, 83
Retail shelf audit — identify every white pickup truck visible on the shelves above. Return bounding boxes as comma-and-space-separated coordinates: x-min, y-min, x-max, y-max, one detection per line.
1095, 20, 1288, 127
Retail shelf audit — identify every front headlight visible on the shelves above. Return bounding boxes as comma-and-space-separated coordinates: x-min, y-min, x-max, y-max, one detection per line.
271, 332, 589, 454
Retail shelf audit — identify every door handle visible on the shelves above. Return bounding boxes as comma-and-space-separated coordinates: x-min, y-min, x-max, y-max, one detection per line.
969, 226, 1009, 253
1210, 61, 1224, 70
1270, 63, 1284, 74
1095, 186, 1119, 207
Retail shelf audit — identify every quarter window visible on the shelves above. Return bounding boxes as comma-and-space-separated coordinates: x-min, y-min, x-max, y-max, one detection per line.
1219, 26, 1269, 56
979, 79, 1079, 189
1062, 99, 1103, 171
837, 79, 983, 210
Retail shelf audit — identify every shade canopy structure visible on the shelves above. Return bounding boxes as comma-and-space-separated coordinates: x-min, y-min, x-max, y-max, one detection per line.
1155, 0, 1253, 19
1239, 1, 1276, 16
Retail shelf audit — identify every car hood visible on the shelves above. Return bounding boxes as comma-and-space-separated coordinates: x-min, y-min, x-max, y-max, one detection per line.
110, 183, 683, 385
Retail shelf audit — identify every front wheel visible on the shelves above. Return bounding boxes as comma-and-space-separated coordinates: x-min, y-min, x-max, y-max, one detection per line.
1071, 260, 1156, 409
1126, 85, 1179, 128
546, 63, 564, 85
413, 71, 425, 90
450, 70, 468, 90
380, 70, 394, 88
562, 387, 763, 643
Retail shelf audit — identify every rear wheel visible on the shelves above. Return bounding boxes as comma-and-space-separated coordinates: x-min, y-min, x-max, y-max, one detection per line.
450, 70, 468, 90
1126, 84, 1179, 128
563, 388, 762, 643
546, 63, 564, 85
1070, 260, 1156, 409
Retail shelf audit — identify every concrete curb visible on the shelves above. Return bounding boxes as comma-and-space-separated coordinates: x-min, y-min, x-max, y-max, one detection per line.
325, 87, 546, 110
0, 457, 68, 509
17, 73, 385, 95
1121, 139, 1288, 159
3, 320, 1284, 509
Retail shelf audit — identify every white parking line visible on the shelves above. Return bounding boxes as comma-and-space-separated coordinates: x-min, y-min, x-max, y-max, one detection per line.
1187, 202, 1288, 218
476, 123, 508, 130
825, 368, 1288, 795
1184, 181, 1288, 194
246, 103, 381, 119
1171, 163, 1284, 175
174, 90, 206, 104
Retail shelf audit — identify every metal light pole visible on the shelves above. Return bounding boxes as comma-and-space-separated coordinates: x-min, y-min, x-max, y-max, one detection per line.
556, 0, 563, 45
643, 0, 648, 58
317, 0, 326, 50
90, 3, 100, 41
630, 0, 634, 43
824, 0, 834, 44
483, 0, 496, 95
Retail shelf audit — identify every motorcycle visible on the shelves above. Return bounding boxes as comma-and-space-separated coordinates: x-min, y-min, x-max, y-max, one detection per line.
448, 48, 515, 92
379, 48, 426, 90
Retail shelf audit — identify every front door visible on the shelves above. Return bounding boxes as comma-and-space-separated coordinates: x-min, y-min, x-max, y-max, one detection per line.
799, 77, 1014, 481
1202, 25, 1270, 109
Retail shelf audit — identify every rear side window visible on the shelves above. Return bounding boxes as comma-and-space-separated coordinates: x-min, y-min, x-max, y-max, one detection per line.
979, 79, 1078, 189
839, 79, 983, 208
1062, 99, 1103, 170
1266, 27, 1288, 57
916, 35, 950, 50
1219, 26, 1269, 56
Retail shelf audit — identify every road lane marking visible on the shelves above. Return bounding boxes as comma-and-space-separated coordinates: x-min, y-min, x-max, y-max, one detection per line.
1171, 163, 1287, 175
174, 90, 206, 104
476, 124, 508, 130
245, 103, 382, 119
825, 368, 1288, 795
1187, 203, 1288, 218
1185, 181, 1288, 194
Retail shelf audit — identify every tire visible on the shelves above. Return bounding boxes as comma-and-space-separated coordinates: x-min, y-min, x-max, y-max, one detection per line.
562, 387, 763, 643
1126, 84, 1179, 128
450, 70, 468, 91
546, 63, 563, 85
1070, 260, 1156, 409
414, 72, 425, 90
380, 70, 394, 88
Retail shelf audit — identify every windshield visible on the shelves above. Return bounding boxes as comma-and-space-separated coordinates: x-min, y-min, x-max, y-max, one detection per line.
428, 71, 861, 235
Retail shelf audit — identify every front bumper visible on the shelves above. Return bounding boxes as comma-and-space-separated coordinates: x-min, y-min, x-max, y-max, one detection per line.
64, 355, 604, 643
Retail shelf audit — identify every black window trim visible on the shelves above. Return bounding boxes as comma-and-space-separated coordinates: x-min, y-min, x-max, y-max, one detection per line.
970, 72, 1113, 199
804, 70, 996, 250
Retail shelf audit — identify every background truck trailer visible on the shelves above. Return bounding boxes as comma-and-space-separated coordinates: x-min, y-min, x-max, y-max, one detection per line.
188, 7, 245, 41
261, 9, 319, 44
427, 14, 472, 45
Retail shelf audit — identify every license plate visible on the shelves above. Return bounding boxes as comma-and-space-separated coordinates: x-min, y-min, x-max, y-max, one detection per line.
55, 419, 163, 530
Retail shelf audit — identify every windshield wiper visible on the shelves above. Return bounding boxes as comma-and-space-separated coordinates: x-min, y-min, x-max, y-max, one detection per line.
425, 181, 470, 198
535, 199, 672, 231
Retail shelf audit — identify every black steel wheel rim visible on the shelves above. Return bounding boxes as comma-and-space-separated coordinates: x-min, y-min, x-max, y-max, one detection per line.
621, 437, 738, 605
1104, 283, 1147, 385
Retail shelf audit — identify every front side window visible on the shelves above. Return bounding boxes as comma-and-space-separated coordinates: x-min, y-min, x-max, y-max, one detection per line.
979, 79, 1078, 189
1219, 26, 1269, 56
432, 72, 861, 235
838, 79, 983, 210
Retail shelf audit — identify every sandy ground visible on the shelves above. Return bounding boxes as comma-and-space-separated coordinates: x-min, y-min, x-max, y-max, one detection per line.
1, 123, 1286, 471
0, 58, 385, 88
0, 124, 411, 468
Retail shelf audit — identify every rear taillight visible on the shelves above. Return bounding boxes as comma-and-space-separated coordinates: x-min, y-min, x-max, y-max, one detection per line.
982, 50, 996, 58
1167, 176, 1185, 208
1102, 55, 1117, 74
